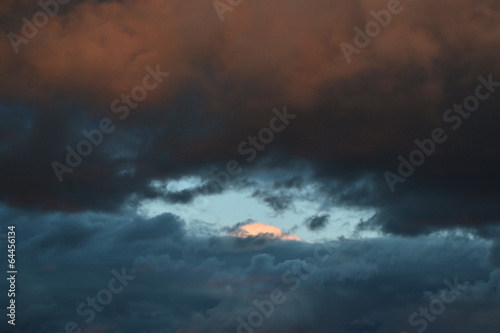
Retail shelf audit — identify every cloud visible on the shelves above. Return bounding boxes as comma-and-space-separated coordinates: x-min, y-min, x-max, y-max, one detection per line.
227, 222, 302, 241
252, 189, 294, 214
1, 1, 500, 332
0, 0, 499, 236
304, 214, 330, 231
2, 203, 499, 332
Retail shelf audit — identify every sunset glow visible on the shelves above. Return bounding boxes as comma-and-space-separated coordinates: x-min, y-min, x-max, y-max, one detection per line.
228, 222, 302, 241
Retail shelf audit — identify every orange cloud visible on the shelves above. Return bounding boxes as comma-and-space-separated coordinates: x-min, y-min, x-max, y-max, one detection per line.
4, 0, 496, 112
227, 222, 301, 241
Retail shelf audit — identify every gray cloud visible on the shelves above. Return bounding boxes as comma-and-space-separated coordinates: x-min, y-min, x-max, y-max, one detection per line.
304, 214, 330, 231
1, 205, 499, 332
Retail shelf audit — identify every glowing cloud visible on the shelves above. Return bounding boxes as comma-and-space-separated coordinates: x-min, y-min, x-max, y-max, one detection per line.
227, 222, 301, 241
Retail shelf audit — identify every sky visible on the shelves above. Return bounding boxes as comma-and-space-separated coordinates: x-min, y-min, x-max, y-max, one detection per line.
1, 0, 500, 332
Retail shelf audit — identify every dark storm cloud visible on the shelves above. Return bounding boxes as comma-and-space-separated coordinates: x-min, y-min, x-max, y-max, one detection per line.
2, 205, 500, 333
0, 0, 499, 233
304, 214, 330, 231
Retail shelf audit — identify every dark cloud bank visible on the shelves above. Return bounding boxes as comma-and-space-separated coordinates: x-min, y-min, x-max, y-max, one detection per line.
0, 0, 499, 234
0, 205, 500, 333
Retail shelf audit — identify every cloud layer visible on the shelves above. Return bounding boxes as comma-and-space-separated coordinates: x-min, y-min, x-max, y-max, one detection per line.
1, 205, 499, 333
1, 0, 499, 235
